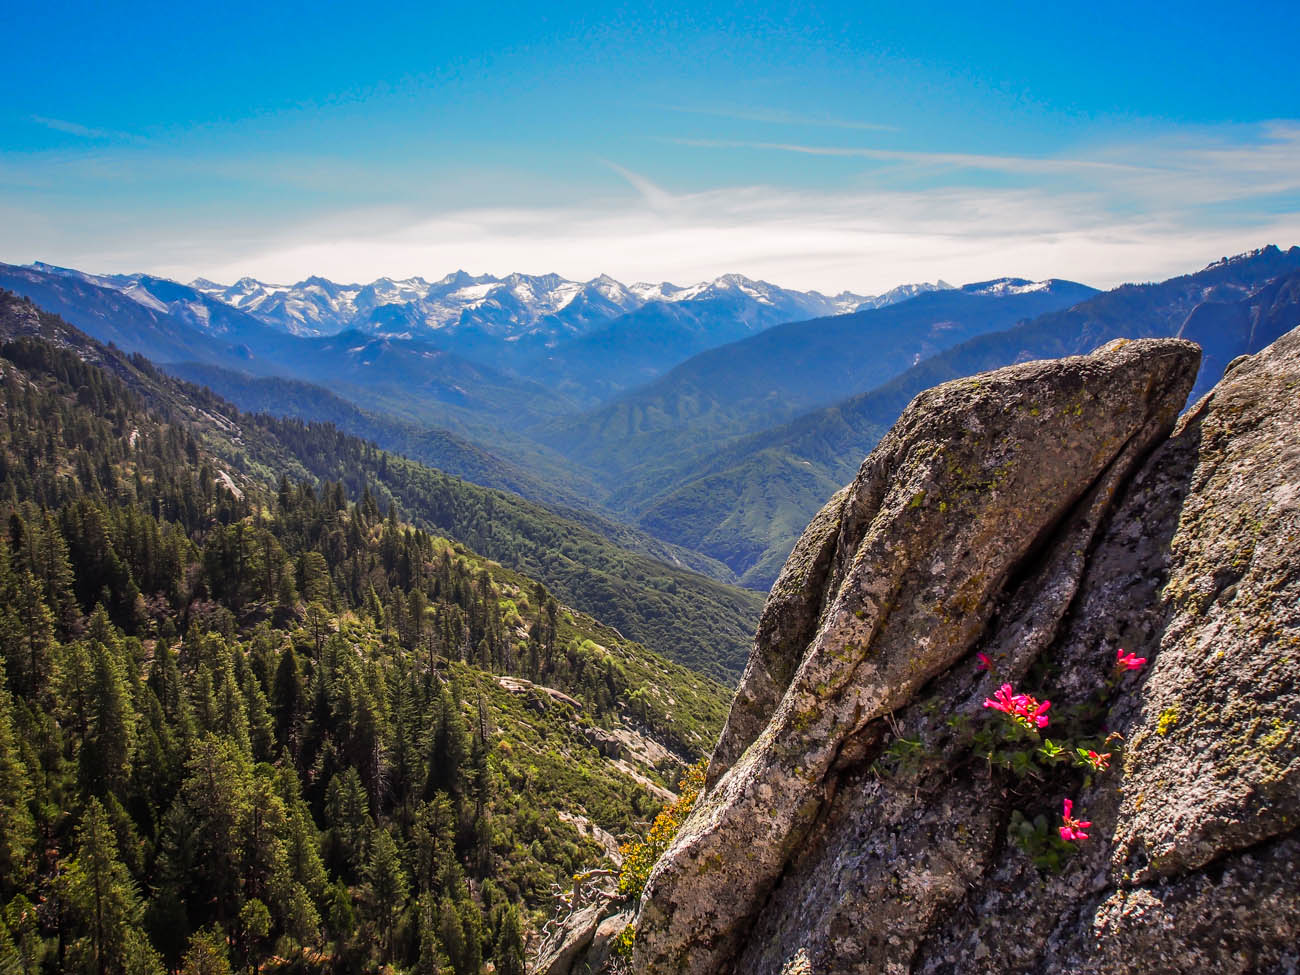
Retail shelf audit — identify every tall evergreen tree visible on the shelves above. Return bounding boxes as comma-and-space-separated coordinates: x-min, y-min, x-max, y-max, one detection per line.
364, 827, 408, 962
62, 799, 159, 975
0, 660, 33, 893
494, 905, 526, 975
79, 637, 135, 799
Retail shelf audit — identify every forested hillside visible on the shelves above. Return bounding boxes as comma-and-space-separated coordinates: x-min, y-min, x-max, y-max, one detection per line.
0, 294, 731, 972
161, 361, 741, 586
0, 292, 763, 680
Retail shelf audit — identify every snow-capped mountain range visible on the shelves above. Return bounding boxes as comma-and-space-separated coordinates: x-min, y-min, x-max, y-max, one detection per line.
17, 262, 1083, 405
185, 270, 953, 341
21, 262, 967, 356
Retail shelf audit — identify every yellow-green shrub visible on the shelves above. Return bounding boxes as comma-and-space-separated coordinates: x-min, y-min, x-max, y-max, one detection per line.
617, 760, 707, 901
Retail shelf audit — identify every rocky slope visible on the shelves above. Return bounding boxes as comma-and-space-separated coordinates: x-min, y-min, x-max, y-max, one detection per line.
620, 325, 1300, 973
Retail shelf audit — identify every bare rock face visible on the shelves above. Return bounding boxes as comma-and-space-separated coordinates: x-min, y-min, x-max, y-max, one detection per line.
637, 326, 1300, 974
904, 327, 1300, 975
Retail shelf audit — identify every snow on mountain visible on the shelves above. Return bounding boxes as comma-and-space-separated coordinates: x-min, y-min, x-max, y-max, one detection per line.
29, 263, 256, 338
960, 277, 1056, 296
854, 280, 955, 311
186, 270, 879, 342
28, 260, 994, 350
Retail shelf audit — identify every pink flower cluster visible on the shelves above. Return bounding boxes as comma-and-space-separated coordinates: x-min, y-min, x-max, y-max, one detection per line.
1059, 798, 1091, 842
1082, 749, 1110, 772
983, 683, 1051, 730
1115, 649, 1146, 671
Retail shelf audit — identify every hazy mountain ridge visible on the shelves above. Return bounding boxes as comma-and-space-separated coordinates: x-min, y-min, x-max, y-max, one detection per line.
160, 359, 745, 585
0, 262, 587, 431
185, 268, 946, 399
8, 248, 1296, 606
0, 261, 294, 364
617, 247, 1300, 589
536, 278, 1099, 485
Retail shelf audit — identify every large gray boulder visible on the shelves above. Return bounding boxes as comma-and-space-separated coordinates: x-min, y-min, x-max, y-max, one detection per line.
633, 330, 1300, 972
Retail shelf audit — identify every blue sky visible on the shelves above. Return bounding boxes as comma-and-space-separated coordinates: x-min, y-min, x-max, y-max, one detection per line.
3, 0, 1299, 292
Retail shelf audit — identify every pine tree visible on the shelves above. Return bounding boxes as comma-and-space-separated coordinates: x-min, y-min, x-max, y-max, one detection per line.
437, 897, 467, 975
364, 827, 408, 962
457, 900, 483, 975
172, 735, 252, 930
79, 639, 135, 799
235, 899, 270, 973
326, 878, 355, 949
411, 796, 457, 896
179, 929, 232, 975
494, 905, 526, 975
325, 768, 372, 879
0, 660, 34, 892
9, 570, 55, 700
426, 685, 470, 800
414, 893, 445, 975
271, 646, 302, 750
62, 798, 157, 975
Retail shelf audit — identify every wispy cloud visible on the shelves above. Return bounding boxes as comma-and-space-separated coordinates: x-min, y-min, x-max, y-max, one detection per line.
29, 116, 132, 140
665, 124, 1300, 213
600, 160, 679, 212
666, 138, 1157, 175
666, 105, 896, 131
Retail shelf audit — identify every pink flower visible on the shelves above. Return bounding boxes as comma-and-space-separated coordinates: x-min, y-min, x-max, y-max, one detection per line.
976, 652, 992, 672
983, 683, 1051, 730
1115, 649, 1147, 671
984, 683, 1018, 714
1024, 697, 1051, 729
1085, 750, 1111, 772
1059, 798, 1092, 842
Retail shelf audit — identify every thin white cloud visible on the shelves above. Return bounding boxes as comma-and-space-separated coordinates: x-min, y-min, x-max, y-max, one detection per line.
668, 138, 1169, 176
29, 116, 134, 141
665, 105, 896, 131
600, 161, 679, 213
668, 124, 1300, 204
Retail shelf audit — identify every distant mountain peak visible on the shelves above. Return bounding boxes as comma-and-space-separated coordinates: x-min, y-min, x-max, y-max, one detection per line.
1203, 243, 1298, 271
961, 277, 1057, 296
714, 272, 758, 287
854, 280, 955, 312
31, 260, 77, 274
435, 269, 495, 288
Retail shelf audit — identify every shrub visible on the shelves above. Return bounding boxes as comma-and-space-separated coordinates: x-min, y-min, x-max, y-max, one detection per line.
617, 760, 707, 901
